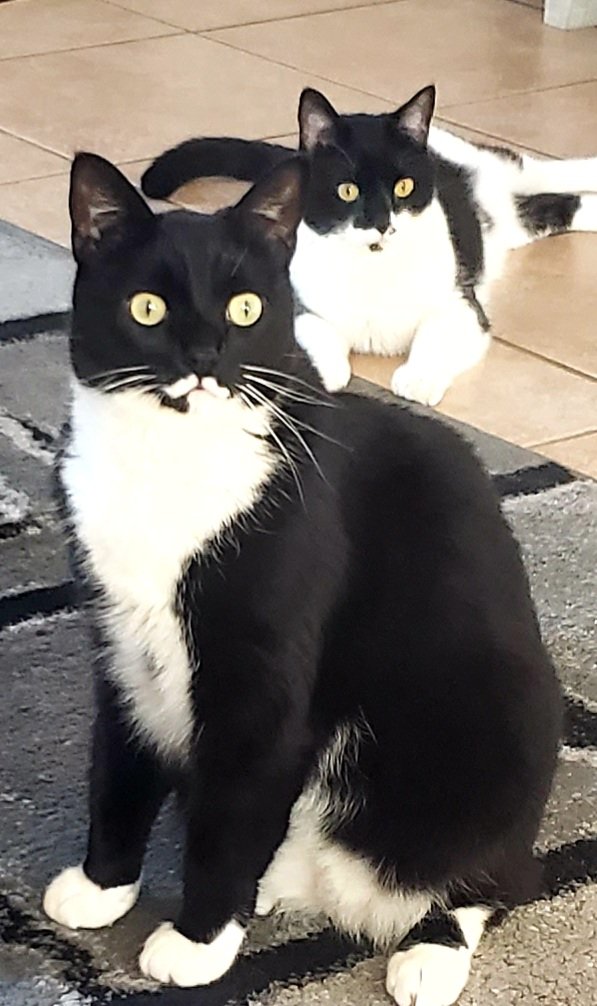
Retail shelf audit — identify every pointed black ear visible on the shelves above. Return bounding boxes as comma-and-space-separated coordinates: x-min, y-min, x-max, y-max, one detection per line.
236, 157, 309, 254
298, 88, 339, 152
391, 85, 436, 146
69, 153, 154, 263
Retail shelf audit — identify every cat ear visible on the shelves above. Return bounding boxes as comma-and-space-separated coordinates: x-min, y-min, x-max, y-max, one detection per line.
69, 152, 153, 263
391, 85, 436, 146
236, 158, 309, 253
298, 88, 339, 152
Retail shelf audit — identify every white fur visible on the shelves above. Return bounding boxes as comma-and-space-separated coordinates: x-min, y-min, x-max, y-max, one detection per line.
291, 126, 597, 403
139, 920, 245, 986
63, 382, 274, 761
386, 906, 491, 1006
43, 865, 140, 929
257, 722, 431, 944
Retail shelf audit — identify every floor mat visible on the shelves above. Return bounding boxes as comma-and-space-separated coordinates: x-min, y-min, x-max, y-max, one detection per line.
1, 312, 595, 1005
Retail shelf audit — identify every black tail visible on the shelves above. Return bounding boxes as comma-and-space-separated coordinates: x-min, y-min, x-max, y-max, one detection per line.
141, 137, 295, 199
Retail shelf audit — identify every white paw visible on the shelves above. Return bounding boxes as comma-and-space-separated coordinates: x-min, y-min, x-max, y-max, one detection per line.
391, 364, 449, 407
139, 920, 245, 987
315, 354, 352, 393
386, 944, 472, 1006
254, 887, 276, 917
43, 865, 140, 930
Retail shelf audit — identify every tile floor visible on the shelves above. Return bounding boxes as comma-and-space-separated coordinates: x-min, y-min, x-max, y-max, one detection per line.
0, 0, 595, 474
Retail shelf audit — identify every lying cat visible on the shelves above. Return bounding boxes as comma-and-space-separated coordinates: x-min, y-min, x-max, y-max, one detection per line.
142, 84, 597, 406
43, 152, 561, 1005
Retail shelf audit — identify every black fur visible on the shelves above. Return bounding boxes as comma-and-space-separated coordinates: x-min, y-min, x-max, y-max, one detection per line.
62, 155, 561, 961
516, 193, 581, 235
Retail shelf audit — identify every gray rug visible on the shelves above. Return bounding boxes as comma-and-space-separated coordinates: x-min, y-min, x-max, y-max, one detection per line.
0, 228, 595, 1006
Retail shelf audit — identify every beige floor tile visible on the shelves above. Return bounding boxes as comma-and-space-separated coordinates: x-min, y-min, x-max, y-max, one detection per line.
0, 173, 71, 246
0, 0, 177, 61
0, 34, 390, 164
444, 81, 597, 159
0, 132, 68, 183
209, 0, 597, 109
532, 432, 597, 479
107, 0, 396, 32
351, 341, 597, 446
491, 235, 597, 379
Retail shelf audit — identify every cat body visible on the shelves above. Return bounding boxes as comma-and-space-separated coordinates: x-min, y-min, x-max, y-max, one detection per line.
44, 154, 561, 1006
142, 86, 597, 405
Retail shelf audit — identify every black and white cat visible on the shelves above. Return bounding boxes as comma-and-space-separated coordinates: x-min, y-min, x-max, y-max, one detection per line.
142, 84, 597, 406
44, 153, 562, 1005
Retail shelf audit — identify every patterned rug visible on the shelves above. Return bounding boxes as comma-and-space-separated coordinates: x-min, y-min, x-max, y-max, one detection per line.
0, 297, 595, 1006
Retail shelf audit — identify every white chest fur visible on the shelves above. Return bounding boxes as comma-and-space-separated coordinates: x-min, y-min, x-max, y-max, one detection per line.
63, 383, 274, 760
290, 199, 457, 355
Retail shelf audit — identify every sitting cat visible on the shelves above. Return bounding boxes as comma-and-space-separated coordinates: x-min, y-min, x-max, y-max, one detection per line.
44, 152, 561, 1005
142, 84, 597, 406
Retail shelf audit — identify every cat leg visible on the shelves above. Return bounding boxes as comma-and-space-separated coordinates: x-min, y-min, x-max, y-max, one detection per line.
386, 905, 492, 1006
44, 674, 170, 929
139, 636, 312, 986
516, 192, 597, 241
294, 312, 352, 392
391, 294, 490, 407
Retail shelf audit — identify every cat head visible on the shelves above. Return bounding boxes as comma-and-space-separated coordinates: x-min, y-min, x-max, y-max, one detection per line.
69, 153, 309, 409
297, 84, 436, 251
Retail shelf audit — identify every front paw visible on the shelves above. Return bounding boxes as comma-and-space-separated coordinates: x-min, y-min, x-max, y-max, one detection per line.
391, 364, 449, 407
317, 355, 352, 393
43, 865, 140, 929
386, 944, 472, 1006
139, 920, 245, 987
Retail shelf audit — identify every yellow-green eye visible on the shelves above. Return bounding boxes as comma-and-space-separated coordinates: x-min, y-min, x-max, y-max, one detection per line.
337, 182, 360, 203
226, 291, 263, 328
394, 177, 415, 199
129, 292, 167, 326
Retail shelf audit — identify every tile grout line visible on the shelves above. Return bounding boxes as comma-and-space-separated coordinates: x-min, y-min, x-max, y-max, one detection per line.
529, 430, 597, 449
99, 0, 194, 32
441, 76, 597, 112
433, 118, 550, 158
199, 0, 405, 34
0, 29, 186, 64
191, 34, 396, 110
192, 33, 597, 120
493, 336, 597, 385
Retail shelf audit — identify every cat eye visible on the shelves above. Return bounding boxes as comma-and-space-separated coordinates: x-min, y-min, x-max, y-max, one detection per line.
337, 182, 360, 203
129, 292, 167, 327
226, 292, 263, 328
394, 177, 415, 199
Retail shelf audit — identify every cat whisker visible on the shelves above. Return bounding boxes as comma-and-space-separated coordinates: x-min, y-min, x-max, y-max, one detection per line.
242, 365, 338, 406
241, 373, 348, 450
96, 374, 160, 394
241, 381, 331, 491
89, 365, 153, 383
241, 372, 331, 408
238, 387, 306, 509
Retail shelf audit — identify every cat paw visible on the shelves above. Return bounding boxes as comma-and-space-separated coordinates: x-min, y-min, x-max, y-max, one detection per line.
316, 355, 352, 393
254, 888, 276, 917
43, 865, 140, 929
386, 944, 472, 1006
390, 365, 449, 407
139, 920, 245, 986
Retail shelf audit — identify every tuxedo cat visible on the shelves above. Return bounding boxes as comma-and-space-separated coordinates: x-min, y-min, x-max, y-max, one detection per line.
43, 153, 561, 1006
142, 84, 597, 406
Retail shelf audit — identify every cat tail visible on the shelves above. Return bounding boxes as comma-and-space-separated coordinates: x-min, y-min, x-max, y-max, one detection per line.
141, 138, 294, 198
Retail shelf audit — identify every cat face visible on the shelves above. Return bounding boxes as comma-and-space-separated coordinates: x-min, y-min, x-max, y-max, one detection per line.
69, 155, 308, 408
298, 85, 436, 250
